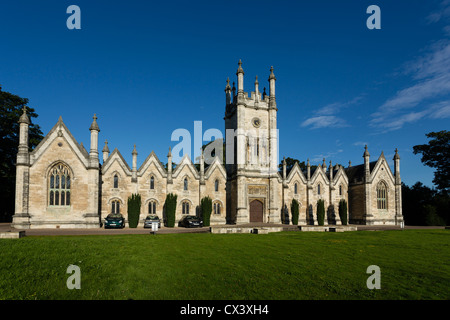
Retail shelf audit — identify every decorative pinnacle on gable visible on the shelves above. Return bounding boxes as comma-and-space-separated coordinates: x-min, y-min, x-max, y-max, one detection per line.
394, 148, 400, 160
132, 144, 138, 155
225, 77, 231, 91
269, 66, 276, 81
18, 106, 30, 124
236, 59, 244, 75
363, 145, 370, 157
89, 113, 100, 132
102, 140, 110, 153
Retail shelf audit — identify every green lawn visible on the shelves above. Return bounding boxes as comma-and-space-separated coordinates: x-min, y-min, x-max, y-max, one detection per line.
0, 229, 448, 300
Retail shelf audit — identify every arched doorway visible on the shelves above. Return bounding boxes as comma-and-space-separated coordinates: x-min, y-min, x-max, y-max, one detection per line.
249, 199, 264, 223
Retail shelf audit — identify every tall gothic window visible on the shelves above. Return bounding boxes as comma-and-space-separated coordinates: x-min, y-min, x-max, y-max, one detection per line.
150, 176, 155, 190
215, 180, 219, 192
377, 182, 387, 210
339, 185, 342, 196
184, 178, 188, 191
111, 200, 120, 214
113, 174, 119, 188
294, 183, 298, 195
49, 163, 71, 206
213, 202, 221, 215
318, 184, 321, 195
148, 200, 157, 214
182, 201, 190, 214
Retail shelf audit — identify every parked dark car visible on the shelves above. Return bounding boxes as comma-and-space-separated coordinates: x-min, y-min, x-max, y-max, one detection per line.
104, 213, 125, 229
178, 215, 203, 228
144, 214, 161, 229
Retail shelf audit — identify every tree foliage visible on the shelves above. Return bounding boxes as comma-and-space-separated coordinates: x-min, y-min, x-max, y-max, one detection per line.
338, 199, 348, 225
413, 130, 450, 192
402, 182, 448, 226
164, 193, 177, 227
127, 193, 141, 228
316, 199, 325, 226
200, 196, 212, 227
291, 199, 299, 225
0, 86, 43, 221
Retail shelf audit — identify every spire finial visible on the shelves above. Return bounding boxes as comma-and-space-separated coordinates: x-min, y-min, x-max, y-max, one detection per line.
237, 59, 244, 74
269, 66, 276, 80
19, 105, 30, 124
132, 144, 138, 155
89, 113, 100, 131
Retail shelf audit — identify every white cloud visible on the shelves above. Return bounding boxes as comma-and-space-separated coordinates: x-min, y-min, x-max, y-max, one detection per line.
301, 95, 362, 130
301, 116, 348, 129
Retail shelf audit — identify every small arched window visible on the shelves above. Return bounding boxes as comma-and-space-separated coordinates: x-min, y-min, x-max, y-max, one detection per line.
49, 163, 71, 206
184, 178, 188, 191
150, 176, 155, 190
318, 184, 321, 195
148, 200, 157, 214
339, 185, 342, 196
215, 180, 219, 192
294, 183, 298, 195
113, 175, 119, 189
111, 200, 121, 214
214, 202, 221, 215
377, 182, 387, 210
182, 201, 190, 214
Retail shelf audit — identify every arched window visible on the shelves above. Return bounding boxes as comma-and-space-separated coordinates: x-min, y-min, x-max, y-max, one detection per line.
182, 201, 190, 214
113, 175, 119, 189
377, 182, 387, 210
214, 202, 221, 215
318, 184, 321, 195
148, 200, 157, 214
184, 178, 188, 191
339, 185, 342, 196
111, 200, 121, 214
215, 180, 219, 192
294, 183, 298, 195
49, 163, 71, 206
150, 176, 155, 190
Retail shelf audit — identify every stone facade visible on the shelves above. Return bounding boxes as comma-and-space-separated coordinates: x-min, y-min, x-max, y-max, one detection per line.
12, 61, 403, 229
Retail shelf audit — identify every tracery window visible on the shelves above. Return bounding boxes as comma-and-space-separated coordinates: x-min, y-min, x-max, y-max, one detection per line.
213, 202, 221, 215
148, 200, 157, 214
377, 182, 388, 210
49, 163, 71, 206
111, 200, 121, 214
182, 201, 190, 214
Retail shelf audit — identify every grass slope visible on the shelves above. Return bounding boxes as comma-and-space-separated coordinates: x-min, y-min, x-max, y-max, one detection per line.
0, 230, 448, 300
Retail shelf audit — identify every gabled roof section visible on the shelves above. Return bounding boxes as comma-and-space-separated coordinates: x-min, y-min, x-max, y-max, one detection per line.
310, 165, 330, 185
204, 157, 227, 179
102, 148, 132, 175
30, 116, 90, 168
172, 154, 200, 179
286, 162, 307, 184
137, 151, 167, 178
370, 152, 395, 184
331, 165, 349, 185
345, 161, 377, 183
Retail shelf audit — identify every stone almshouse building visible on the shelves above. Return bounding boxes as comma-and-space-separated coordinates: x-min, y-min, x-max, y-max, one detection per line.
12, 61, 404, 229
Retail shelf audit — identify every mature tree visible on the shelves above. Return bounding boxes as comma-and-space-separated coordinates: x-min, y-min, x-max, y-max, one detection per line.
278, 157, 318, 173
0, 86, 43, 221
413, 130, 450, 193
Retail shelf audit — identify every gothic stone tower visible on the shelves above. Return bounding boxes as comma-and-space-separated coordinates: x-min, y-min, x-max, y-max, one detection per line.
225, 60, 281, 224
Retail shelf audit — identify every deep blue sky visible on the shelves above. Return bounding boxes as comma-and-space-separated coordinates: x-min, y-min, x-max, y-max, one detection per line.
1, 0, 449, 188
